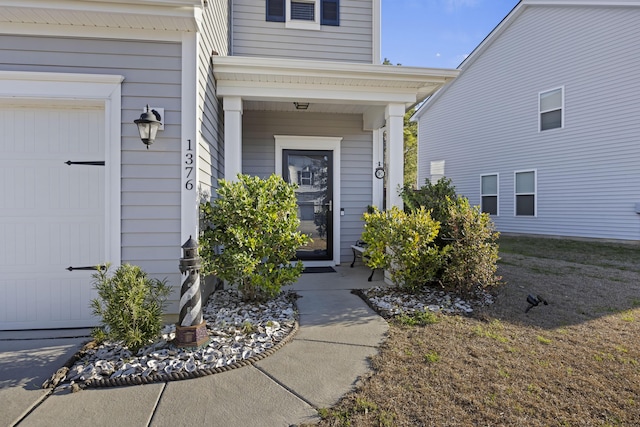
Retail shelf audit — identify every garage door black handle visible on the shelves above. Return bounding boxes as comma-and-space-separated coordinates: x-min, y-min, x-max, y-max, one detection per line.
65, 160, 105, 166
66, 265, 106, 272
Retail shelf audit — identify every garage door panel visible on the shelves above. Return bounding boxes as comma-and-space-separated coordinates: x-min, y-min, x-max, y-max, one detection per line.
1, 275, 98, 328
0, 168, 104, 213
1, 221, 104, 271
0, 105, 105, 330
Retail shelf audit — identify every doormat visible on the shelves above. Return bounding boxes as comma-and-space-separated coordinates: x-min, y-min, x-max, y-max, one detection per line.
303, 267, 337, 273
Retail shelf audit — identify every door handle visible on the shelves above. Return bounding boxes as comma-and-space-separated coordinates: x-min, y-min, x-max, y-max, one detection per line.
328, 200, 333, 212
66, 265, 106, 272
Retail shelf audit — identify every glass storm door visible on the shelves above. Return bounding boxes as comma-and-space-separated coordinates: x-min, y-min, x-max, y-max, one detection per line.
283, 150, 333, 260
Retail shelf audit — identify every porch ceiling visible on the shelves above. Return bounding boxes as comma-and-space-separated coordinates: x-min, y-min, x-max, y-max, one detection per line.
212, 56, 459, 112
0, 0, 200, 32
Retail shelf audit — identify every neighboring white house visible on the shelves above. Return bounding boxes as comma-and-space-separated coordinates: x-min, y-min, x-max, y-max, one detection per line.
414, 0, 640, 241
0, 0, 458, 330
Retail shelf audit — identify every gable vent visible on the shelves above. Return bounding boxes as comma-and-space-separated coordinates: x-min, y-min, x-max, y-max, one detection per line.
291, 1, 315, 21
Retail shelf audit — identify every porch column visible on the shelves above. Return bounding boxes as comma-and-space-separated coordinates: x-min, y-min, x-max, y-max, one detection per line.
224, 96, 243, 181
385, 103, 405, 209
372, 128, 384, 210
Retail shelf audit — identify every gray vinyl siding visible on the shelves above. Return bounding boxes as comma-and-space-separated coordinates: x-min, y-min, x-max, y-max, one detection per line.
242, 110, 372, 262
198, 1, 229, 200
0, 35, 183, 281
232, 0, 373, 63
417, 5, 640, 240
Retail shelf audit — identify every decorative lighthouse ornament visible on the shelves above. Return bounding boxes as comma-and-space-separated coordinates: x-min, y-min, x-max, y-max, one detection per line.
175, 236, 209, 348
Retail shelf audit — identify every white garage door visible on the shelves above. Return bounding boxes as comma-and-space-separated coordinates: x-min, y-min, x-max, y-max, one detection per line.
0, 103, 105, 330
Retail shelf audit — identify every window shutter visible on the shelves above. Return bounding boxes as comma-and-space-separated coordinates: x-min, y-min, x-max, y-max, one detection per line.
266, 0, 285, 22
321, 0, 339, 26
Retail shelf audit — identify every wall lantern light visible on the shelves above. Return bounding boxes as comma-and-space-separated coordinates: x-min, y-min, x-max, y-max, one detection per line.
134, 105, 162, 149
294, 102, 309, 110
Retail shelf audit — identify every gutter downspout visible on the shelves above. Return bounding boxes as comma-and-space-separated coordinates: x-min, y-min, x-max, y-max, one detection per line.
228, 0, 233, 56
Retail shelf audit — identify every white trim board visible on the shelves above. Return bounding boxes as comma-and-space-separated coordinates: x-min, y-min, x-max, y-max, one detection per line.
0, 70, 123, 269
181, 32, 200, 246
274, 135, 343, 267
0, 22, 186, 42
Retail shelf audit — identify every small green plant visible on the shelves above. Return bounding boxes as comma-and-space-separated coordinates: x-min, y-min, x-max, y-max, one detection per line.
424, 351, 441, 363
354, 398, 378, 414
614, 345, 628, 353
485, 392, 497, 405
620, 310, 636, 322
317, 408, 330, 418
377, 410, 396, 427
91, 327, 107, 345
200, 174, 310, 302
397, 310, 440, 326
537, 335, 552, 345
241, 320, 256, 334
473, 321, 509, 343
90, 263, 171, 352
527, 383, 541, 396
317, 408, 352, 426
593, 352, 615, 362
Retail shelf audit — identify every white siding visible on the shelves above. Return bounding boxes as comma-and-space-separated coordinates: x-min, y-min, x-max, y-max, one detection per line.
418, 5, 640, 240
0, 35, 183, 281
232, 0, 373, 63
242, 110, 372, 261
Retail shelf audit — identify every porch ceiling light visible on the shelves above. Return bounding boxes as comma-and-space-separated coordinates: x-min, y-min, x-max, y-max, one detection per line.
294, 102, 309, 110
134, 105, 162, 149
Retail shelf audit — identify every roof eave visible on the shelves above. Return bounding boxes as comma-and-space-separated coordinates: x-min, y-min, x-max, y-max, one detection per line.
0, 0, 202, 32
211, 56, 459, 108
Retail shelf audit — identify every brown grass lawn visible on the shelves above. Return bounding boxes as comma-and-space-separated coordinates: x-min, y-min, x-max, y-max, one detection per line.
314, 235, 640, 427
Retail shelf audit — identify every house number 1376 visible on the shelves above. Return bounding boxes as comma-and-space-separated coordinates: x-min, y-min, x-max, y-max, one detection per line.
185, 139, 194, 190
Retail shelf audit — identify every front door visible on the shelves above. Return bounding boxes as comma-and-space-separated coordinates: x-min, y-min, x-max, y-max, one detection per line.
283, 150, 333, 260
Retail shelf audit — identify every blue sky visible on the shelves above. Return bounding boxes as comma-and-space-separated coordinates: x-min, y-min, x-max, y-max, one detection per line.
381, 0, 520, 68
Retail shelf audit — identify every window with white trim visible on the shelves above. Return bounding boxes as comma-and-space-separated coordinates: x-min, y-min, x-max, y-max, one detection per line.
515, 170, 536, 216
266, 0, 339, 29
430, 160, 445, 182
539, 87, 563, 131
481, 174, 498, 215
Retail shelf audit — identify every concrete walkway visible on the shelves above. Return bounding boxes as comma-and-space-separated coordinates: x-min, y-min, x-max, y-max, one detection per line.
0, 265, 388, 427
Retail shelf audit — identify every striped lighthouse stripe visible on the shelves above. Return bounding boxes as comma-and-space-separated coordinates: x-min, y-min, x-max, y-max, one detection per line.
179, 271, 203, 327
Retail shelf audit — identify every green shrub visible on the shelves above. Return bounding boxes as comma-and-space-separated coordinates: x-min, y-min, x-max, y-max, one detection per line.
362, 206, 444, 292
199, 174, 309, 302
401, 178, 456, 246
90, 263, 171, 352
440, 197, 501, 294
391, 178, 501, 293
